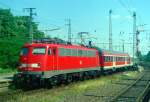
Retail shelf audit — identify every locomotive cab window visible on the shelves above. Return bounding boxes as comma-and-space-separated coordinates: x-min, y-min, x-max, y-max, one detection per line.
20, 47, 29, 55
32, 47, 46, 55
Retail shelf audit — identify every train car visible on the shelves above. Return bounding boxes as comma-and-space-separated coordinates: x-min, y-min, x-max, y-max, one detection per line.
14, 41, 133, 88
99, 50, 132, 72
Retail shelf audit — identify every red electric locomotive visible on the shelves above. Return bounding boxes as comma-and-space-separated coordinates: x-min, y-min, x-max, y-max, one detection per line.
14, 40, 133, 88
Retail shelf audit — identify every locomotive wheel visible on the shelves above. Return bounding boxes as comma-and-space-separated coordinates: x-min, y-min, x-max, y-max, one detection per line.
96, 71, 101, 77
13, 79, 21, 89
83, 72, 90, 80
50, 77, 58, 87
13, 75, 24, 89
67, 75, 72, 84
79, 73, 84, 81
45, 79, 52, 89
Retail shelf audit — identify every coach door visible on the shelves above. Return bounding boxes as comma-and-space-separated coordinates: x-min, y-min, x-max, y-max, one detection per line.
52, 47, 58, 71
47, 47, 57, 71
113, 56, 116, 67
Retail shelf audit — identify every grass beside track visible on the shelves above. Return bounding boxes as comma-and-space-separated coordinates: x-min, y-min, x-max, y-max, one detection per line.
0, 68, 17, 74
0, 71, 141, 102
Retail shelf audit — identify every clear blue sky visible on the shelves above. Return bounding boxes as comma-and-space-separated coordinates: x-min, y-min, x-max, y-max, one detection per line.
0, 0, 150, 55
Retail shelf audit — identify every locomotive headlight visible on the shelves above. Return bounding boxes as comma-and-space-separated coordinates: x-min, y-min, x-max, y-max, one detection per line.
20, 63, 27, 67
31, 63, 40, 68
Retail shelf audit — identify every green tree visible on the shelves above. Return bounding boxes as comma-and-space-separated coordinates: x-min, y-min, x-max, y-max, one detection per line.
145, 51, 150, 62
0, 8, 44, 69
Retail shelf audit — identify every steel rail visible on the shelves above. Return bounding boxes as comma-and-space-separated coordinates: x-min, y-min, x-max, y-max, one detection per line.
136, 81, 150, 102
110, 72, 145, 102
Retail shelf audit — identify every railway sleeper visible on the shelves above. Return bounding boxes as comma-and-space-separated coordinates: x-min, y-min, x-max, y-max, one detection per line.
84, 94, 113, 98
111, 82, 131, 85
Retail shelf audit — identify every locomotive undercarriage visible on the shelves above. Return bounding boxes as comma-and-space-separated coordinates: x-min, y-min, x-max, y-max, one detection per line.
13, 66, 136, 89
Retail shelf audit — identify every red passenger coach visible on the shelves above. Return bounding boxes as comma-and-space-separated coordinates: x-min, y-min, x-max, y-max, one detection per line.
99, 50, 132, 71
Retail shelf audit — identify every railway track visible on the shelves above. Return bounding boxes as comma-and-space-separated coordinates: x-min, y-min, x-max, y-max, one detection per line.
0, 80, 12, 89
111, 71, 150, 102
1, 70, 150, 102
79, 71, 150, 102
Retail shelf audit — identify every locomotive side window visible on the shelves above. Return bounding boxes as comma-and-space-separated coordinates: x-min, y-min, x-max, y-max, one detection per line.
32, 47, 46, 54
72, 49, 78, 56
58, 48, 96, 57
78, 50, 82, 56
59, 48, 71, 56
87, 50, 96, 57
59, 48, 66, 56
87, 51, 91, 56
20, 47, 28, 55
82, 50, 87, 56
66, 49, 71, 56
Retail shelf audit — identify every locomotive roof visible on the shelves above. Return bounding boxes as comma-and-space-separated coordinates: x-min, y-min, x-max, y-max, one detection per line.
24, 43, 97, 50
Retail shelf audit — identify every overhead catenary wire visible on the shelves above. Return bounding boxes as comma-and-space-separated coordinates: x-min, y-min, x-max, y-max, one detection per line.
117, 0, 132, 15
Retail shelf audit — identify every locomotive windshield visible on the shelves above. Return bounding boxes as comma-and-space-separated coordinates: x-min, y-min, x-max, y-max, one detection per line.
32, 47, 46, 55
20, 47, 29, 55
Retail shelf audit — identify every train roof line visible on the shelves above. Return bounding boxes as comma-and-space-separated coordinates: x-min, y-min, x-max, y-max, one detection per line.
24, 39, 129, 55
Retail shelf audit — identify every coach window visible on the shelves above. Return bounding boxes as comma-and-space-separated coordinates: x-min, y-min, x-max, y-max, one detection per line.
123, 57, 125, 61
110, 56, 112, 62
122, 57, 124, 61
124, 57, 126, 61
111, 56, 113, 62
116, 57, 118, 61
104, 56, 108, 62
108, 56, 110, 62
